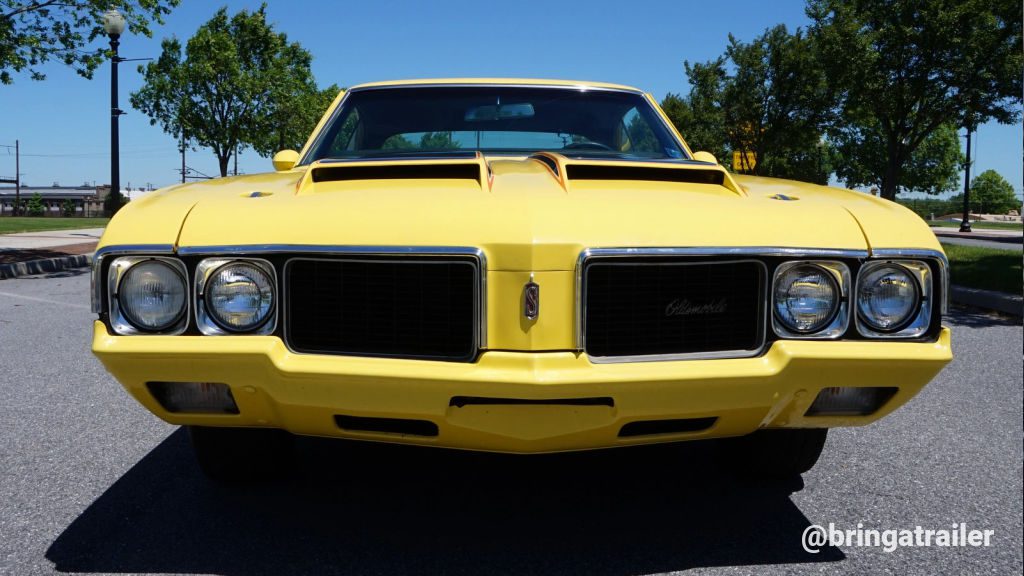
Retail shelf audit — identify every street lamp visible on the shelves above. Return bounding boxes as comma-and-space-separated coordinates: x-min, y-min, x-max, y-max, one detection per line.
959, 127, 973, 233
103, 9, 126, 214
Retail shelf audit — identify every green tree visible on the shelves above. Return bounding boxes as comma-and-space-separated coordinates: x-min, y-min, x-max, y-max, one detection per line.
61, 198, 75, 216
952, 170, 1020, 214
719, 25, 836, 183
131, 5, 329, 176
661, 58, 729, 162
832, 120, 963, 195
666, 26, 835, 183
25, 192, 43, 216
418, 132, 454, 150
808, 0, 1023, 200
0, 0, 178, 84
248, 45, 340, 156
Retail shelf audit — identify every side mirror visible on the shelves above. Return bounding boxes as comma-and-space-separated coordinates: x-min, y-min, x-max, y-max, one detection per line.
692, 151, 717, 164
272, 149, 300, 172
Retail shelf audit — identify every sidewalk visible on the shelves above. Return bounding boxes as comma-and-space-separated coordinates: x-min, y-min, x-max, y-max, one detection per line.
0, 228, 102, 279
930, 226, 1023, 239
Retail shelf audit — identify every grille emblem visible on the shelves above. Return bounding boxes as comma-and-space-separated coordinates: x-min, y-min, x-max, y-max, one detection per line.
665, 298, 728, 317
523, 275, 540, 320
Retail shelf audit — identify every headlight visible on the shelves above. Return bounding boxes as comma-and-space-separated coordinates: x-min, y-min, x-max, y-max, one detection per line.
117, 260, 188, 331
773, 264, 840, 334
202, 261, 275, 332
856, 263, 920, 332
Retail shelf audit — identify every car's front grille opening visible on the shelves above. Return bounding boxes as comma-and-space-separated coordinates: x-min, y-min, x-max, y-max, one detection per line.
335, 415, 439, 437
618, 417, 718, 437
584, 259, 765, 359
449, 396, 614, 408
286, 257, 479, 361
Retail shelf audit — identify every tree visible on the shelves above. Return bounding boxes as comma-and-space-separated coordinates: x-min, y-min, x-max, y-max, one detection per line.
131, 6, 329, 176
665, 26, 835, 183
951, 169, 1020, 214
661, 58, 729, 163
0, 0, 178, 84
718, 25, 836, 183
25, 192, 43, 216
808, 0, 1023, 200
832, 120, 963, 195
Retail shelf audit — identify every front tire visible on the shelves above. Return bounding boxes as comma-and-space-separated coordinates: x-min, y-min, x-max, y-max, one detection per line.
188, 426, 294, 482
721, 428, 828, 479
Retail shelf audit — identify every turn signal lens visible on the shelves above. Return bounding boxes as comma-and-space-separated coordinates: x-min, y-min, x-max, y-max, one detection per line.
805, 386, 898, 416
773, 264, 839, 334
147, 381, 239, 414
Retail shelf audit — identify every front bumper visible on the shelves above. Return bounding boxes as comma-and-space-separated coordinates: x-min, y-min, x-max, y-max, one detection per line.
93, 322, 951, 453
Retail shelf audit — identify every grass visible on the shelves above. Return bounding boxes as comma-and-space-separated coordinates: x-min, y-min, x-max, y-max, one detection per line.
0, 217, 110, 235
928, 220, 1022, 230
941, 243, 1023, 295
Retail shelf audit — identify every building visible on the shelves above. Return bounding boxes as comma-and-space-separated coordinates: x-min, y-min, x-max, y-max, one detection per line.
0, 184, 111, 217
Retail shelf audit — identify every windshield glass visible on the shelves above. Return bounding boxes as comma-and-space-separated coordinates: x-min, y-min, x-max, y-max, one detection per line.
304, 86, 687, 162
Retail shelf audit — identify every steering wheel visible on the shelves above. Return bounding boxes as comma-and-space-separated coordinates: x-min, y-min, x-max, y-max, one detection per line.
562, 141, 615, 151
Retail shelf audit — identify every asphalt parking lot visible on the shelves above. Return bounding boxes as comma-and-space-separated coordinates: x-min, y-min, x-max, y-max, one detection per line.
1, 270, 1021, 576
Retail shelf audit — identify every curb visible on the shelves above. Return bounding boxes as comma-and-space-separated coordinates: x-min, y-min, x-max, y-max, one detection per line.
951, 285, 1023, 317
0, 253, 93, 280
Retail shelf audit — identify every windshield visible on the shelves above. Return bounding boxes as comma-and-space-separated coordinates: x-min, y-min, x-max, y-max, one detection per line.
303, 86, 687, 163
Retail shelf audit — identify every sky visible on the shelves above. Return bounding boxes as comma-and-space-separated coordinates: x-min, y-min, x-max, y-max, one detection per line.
0, 0, 1020, 199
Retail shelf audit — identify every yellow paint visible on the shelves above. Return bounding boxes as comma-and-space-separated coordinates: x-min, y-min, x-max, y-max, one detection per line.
93, 322, 951, 453
92, 78, 952, 452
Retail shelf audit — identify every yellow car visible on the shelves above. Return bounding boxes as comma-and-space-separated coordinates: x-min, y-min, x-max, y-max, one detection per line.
91, 79, 951, 480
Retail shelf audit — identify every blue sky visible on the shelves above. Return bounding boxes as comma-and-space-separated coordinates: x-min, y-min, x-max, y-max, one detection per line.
0, 0, 1020, 198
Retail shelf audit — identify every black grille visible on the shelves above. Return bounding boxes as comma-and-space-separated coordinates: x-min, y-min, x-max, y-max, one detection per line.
584, 260, 764, 358
286, 258, 479, 361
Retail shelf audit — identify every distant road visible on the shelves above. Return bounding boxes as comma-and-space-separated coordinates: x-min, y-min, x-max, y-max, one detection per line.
932, 227, 1023, 251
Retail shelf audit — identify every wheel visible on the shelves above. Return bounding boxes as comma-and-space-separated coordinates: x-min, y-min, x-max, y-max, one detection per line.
721, 428, 828, 479
188, 426, 294, 482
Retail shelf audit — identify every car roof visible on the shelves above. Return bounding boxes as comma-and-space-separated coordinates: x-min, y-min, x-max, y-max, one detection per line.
347, 78, 645, 93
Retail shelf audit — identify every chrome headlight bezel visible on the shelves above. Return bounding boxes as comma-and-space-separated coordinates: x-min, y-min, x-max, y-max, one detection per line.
771, 261, 850, 339
855, 260, 931, 338
107, 256, 189, 335
195, 258, 277, 335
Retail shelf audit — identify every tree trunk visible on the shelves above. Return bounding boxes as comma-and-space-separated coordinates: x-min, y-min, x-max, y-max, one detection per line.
217, 154, 230, 177
880, 137, 902, 200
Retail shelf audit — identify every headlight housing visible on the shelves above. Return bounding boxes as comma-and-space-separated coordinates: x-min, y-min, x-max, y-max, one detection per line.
772, 262, 848, 338
109, 257, 189, 334
196, 258, 276, 334
856, 261, 929, 337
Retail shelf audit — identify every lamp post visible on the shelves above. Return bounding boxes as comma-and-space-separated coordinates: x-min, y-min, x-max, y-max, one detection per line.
103, 9, 126, 214
959, 127, 973, 233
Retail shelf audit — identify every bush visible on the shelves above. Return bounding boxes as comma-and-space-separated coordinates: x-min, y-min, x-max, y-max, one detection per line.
895, 197, 960, 220
61, 199, 76, 217
25, 193, 45, 217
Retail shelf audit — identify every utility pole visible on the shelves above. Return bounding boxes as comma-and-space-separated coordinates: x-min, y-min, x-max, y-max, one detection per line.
14, 140, 19, 216
1, 140, 19, 215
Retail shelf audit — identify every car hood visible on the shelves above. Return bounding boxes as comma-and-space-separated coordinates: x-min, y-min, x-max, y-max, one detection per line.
99, 155, 941, 271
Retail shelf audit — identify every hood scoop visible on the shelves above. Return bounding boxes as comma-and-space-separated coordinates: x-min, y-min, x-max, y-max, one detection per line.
313, 163, 482, 184
566, 163, 725, 186
532, 153, 744, 196
301, 153, 489, 194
